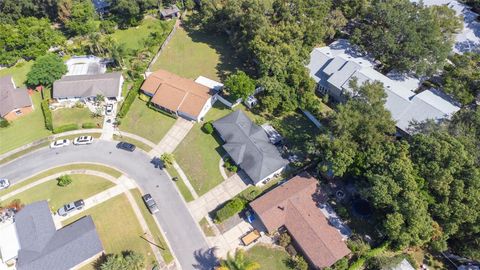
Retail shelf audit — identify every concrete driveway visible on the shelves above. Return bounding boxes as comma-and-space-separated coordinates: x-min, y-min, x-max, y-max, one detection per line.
0, 140, 216, 270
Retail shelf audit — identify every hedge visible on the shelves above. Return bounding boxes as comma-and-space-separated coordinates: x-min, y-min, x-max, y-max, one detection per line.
117, 79, 142, 118
53, 123, 78, 134
41, 99, 53, 131
202, 122, 214, 134
82, 122, 97, 129
215, 197, 246, 223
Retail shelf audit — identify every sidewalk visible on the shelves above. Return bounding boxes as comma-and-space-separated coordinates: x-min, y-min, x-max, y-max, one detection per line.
149, 118, 194, 156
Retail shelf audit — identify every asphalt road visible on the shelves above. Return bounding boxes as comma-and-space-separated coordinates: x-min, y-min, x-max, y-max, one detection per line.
0, 140, 215, 270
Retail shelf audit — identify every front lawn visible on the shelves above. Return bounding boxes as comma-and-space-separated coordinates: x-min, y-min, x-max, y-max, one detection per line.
0, 60, 34, 86
151, 23, 242, 81
4, 174, 114, 210
52, 107, 103, 129
63, 194, 156, 269
0, 91, 52, 154
245, 244, 291, 270
119, 97, 176, 143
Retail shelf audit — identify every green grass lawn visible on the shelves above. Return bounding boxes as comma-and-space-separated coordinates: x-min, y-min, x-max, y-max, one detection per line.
110, 17, 174, 52
151, 24, 242, 81
165, 166, 194, 202
0, 60, 34, 86
245, 244, 291, 270
131, 189, 174, 263
3, 174, 114, 210
0, 163, 122, 197
63, 194, 156, 269
119, 97, 176, 143
0, 91, 52, 154
52, 107, 103, 128
199, 217, 215, 237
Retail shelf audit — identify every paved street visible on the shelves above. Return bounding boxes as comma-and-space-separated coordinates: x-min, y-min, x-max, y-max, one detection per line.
0, 140, 213, 270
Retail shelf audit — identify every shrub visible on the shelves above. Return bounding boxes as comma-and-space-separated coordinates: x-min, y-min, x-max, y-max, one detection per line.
224, 158, 238, 172
138, 93, 151, 102
215, 197, 246, 223
82, 122, 96, 129
74, 101, 85, 108
57, 175, 72, 187
239, 186, 262, 201
160, 153, 175, 168
53, 123, 78, 134
287, 255, 308, 270
279, 232, 291, 247
117, 79, 142, 118
0, 119, 10, 128
41, 99, 53, 131
100, 20, 117, 34
202, 121, 214, 134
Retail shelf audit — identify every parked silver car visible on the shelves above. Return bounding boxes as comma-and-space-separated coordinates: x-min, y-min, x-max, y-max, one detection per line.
57, 199, 85, 216
0, 178, 10, 190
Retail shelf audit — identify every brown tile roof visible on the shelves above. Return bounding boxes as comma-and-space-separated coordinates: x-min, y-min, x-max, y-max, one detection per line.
250, 173, 350, 268
141, 69, 213, 118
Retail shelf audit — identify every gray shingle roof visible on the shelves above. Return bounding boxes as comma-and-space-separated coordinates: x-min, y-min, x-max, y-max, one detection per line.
0, 76, 32, 117
53, 72, 122, 99
213, 110, 288, 184
15, 201, 103, 270
160, 5, 180, 17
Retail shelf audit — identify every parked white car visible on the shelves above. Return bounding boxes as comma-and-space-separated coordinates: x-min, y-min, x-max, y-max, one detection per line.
105, 104, 114, 115
73, 136, 93, 145
50, 139, 71, 149
0, 178, 10, 190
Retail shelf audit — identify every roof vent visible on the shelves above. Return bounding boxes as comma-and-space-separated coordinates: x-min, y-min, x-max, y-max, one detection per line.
277, 206, 285, 211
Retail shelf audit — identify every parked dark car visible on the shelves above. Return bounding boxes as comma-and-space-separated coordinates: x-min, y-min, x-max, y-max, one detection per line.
57, 199, 85, 216
117, 141, 136, 152
142, 194, 159, 214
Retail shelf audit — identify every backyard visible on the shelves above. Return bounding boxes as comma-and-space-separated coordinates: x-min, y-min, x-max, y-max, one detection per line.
119, 97, 176, 143
245, 244, 291, 270
52, 107, 103, 129
64, 194, 156, 270
0, 60, 33, 86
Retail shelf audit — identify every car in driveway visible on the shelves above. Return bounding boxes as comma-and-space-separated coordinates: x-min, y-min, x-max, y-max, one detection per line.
105, 104, 114, 115
50, 139, 70, 149
57, 199, 85, 216
73, 136, 93, 145
142, 194, 159, 214
0, 178, 10, 190
117, 141, 136, 152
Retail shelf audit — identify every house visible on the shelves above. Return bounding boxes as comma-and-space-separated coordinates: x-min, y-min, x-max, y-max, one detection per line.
306, 39, 460, 135
160, 5, 180, 19
0, 76, 33, 121
0, 201, 103, 270
53, 72, 124, 102
141, 69, 218, 121
249, 173, 351, 269
213, 110, 288, 185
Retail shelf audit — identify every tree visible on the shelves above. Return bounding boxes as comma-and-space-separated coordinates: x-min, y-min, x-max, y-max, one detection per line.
100, 251, 144, 270
0, 0, 58, 24
57, 175, 72, 186
57, 0, 73, 24
287, 255, 308, 270
441, 53, 480, 105
65, 0, 98, 36
109, 0, 156, 28
26, 53, 67, 87
224, 71, 256, 101
160, 153, 174, 168
219, 249, 260, 270
350, 0, 458, 75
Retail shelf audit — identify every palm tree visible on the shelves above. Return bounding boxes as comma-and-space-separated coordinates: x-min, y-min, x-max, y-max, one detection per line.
218, 249, 260, 270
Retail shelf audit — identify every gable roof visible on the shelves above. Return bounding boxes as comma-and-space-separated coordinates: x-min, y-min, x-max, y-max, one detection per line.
213, 110, 288, 184
15, 201, 103, 270
250, 173, 350, 268
0, 76, 32, 117
53, 72, 122, 99
160, 5, 180, 17
142, 69, 214, 118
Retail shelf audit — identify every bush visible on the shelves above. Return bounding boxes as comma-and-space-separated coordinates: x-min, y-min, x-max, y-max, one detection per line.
239, 186, 262, 201
160, 153, 175, 168
215, 197, 246, 223
224, 158, 238, 173
202, 121, 214, 134
287, 255, 308, 270
100, 20, 117, 34
279, 232, 291, 247
53, 123, 78, 134
41, 99, 53, 131
0, 119, 10, 128
117, 79, 142, 118
82, 122, 96, 129
138, 93, 151, 102
74, 101, 85, 108
57, 175, 72, 187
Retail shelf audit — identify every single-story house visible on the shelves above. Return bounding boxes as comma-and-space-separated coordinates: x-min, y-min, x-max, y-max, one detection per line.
250, 173, 351, 269
13, 201, 103, 270
306, 39, 460, 135
160, 5, 180, 19
141, 69, 218, 121
213, 110, 288, 185
0, 76, 33, 121
53, 72, 124, 102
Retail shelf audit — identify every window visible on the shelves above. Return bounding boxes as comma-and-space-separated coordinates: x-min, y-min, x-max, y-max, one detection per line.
14, 109, 22, 115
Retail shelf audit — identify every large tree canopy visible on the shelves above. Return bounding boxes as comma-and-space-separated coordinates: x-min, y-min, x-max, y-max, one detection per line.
350, 0, 459, 75
108, 0, 156, 28
441, 53, 480, 105
0, 0, 58, 24
26, 53, 67, 87
65, 0, 98, 36
224, 71, 256, 101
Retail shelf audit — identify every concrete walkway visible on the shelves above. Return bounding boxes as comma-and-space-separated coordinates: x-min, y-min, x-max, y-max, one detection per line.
150, 118, 194, 156
100, 102, 118, 141
173, 161, 199, 200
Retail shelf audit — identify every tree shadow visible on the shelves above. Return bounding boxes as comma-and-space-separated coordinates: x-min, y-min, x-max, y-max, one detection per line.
192, 247, 220, 270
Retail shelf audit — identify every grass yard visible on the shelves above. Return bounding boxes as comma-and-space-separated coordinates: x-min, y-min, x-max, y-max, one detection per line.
110, 17, 174, 52
0, 163, 122, 197
3, 174, 114, 210
199, 217, 216, 237
119, 97, 176, 143
0, 91, 52, 154
0, 60, 34, 86
131, 189, 174, 263
151, 23, 242, 81
63, 194, 156, 269
245, 244, 291, 270
52, 107, 103, 129
165, 166, 194, 202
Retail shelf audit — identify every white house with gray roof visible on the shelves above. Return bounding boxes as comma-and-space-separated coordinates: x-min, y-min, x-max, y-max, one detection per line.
307, 39, 461, 134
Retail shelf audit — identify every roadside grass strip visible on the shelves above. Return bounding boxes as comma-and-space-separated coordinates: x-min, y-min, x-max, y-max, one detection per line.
164, 166, 194, 202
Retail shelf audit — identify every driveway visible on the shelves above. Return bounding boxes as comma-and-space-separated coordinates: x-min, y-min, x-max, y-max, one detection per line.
0, 140, 215, 270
